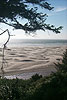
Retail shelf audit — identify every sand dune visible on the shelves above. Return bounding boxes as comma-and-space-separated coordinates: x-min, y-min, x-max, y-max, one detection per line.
0, 46, 67, 79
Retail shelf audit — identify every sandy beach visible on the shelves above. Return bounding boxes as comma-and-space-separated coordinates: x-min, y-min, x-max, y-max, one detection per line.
0, 46, 67, 79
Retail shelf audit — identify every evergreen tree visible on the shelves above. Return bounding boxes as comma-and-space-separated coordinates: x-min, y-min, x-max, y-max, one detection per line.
55, 49, 67, 73
0, 0, 62, 33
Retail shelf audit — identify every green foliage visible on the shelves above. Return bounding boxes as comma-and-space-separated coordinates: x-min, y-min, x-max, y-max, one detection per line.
31, 73, 42, 81
0, 0, 62, 33
31, 73, 67, 100
0, 72, 67, 100
55, 49, 67, 73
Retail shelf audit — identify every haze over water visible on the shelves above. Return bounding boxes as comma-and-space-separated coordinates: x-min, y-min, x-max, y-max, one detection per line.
1, 39, 67, 47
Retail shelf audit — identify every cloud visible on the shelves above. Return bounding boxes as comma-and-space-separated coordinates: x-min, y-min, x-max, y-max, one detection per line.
48, 7, 67, 16
55, 7, 67, 12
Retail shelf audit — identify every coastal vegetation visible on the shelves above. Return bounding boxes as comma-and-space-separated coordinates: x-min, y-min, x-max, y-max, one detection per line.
0, 49, 67, 100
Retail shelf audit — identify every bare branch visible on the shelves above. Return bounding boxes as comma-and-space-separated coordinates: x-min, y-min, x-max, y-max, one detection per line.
0, 28, 10, 78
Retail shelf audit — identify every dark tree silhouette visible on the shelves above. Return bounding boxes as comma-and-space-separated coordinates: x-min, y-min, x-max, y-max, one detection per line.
0, 0, 63, 33
55, 49, 67, 73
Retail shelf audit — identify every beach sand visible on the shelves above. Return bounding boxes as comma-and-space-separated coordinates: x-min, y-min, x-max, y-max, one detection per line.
0, 46, 67, 79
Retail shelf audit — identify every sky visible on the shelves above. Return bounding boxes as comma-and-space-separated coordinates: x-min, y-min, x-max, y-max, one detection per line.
0, 0, 67, 40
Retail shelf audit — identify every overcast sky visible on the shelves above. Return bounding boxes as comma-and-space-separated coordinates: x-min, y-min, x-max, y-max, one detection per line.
0, 0, 67, 40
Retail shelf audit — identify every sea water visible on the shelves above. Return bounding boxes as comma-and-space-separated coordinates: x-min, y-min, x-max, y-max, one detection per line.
4, 39, 67, 47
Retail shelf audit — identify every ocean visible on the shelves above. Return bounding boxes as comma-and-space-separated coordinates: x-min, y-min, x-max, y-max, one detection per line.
0, 39, 67, 47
